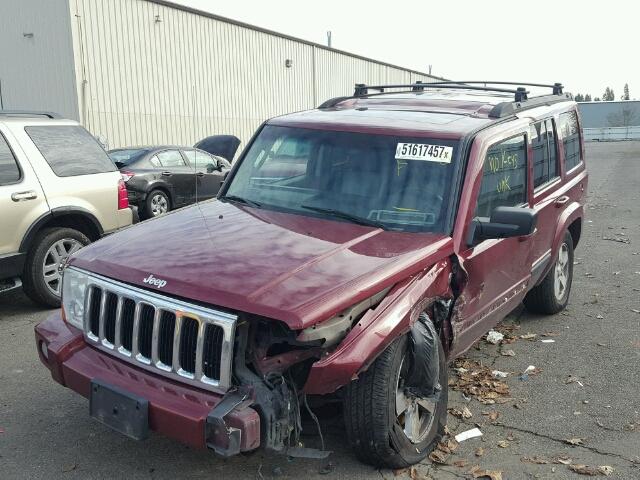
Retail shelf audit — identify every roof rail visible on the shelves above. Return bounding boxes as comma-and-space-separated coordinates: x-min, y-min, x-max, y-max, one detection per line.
318, 81, 572, 116
353, 82, 526, 100
0, 110, 62, 119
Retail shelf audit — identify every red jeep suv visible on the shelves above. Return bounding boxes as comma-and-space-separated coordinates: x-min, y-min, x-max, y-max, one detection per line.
35, 82, 587, 468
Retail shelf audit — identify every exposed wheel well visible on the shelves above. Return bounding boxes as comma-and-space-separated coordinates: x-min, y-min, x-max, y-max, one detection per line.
21, 213, 101, 253
567, 218, 582, 248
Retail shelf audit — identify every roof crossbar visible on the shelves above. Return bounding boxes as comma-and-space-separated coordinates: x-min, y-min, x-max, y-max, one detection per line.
353, 82, 525, 99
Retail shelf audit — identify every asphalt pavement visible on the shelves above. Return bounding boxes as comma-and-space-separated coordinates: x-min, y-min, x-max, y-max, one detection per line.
1, 141, 639, 479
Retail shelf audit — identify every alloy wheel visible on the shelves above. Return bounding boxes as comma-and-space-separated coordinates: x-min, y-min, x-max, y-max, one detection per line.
395, 357, 438, 444
150, 194, 168, 216
553, 242, 570, 301
42, 238, 83, 296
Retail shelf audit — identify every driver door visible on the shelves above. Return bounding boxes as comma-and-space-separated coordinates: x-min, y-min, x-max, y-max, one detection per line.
452, 132, 535, 355
183, 149, 225, 201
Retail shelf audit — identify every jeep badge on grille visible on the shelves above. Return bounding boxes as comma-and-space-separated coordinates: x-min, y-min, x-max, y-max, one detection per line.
143, 274, 167, 288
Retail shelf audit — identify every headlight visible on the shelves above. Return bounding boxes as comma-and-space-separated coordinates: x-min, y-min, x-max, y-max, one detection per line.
61, 268, 89, 330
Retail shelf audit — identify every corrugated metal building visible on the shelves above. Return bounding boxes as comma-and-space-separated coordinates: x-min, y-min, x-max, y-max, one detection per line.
0, 0, 444, 151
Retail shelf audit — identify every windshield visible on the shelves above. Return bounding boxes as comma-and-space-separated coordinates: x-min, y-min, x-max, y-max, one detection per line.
108, 148, 150, 167
225, 125, 458, 232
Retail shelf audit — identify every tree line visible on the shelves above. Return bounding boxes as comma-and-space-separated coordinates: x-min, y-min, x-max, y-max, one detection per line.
575, 83, 631, 102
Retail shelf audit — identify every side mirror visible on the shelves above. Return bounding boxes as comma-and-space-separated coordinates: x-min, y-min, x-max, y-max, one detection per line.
206, 163, 221, 173
468, 206, 537, 246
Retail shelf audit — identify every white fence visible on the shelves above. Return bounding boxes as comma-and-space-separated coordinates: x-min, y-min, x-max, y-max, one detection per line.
583, 126, 640, 141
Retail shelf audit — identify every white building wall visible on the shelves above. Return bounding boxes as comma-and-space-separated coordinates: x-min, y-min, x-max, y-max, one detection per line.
0, 0, 78, 120
70, 0, 443, 150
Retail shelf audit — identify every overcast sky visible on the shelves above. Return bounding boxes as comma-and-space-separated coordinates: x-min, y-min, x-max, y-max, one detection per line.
176, 0, 637, 100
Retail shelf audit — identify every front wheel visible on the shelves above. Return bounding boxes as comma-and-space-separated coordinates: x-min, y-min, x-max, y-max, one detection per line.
524, 230, 574, 314
344, 318, 448, 468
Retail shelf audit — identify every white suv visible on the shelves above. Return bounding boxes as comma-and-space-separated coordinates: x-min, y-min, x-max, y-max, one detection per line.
0, 111, 132, 307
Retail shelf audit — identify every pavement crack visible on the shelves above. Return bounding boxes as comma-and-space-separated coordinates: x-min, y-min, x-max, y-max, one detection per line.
493, 421, 639, 465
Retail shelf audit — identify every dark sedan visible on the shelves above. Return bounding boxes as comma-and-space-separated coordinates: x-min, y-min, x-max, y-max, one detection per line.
108, 146, 232, 219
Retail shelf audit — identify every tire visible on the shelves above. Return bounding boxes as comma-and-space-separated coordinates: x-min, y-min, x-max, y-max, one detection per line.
344, 329, 448, 468
143, 189, 170, 219
22, 227, 90, 308
524, 230, 574, 314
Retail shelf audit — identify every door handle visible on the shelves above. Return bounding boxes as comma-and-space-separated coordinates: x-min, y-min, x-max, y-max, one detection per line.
161, 171, 172, 177
11, 190, 38, 202
196, 172, 205, 177
555, 195, 569, 207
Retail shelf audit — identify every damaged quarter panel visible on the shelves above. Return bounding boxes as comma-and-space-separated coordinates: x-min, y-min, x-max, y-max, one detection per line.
303, 259, 453, 395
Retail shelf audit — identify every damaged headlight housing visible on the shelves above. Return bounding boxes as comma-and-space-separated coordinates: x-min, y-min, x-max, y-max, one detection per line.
61, 267, 89, 330
297, 288, 390, 347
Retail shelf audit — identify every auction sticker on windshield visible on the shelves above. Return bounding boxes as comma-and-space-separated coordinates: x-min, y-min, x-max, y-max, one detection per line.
395, 143, 453, 163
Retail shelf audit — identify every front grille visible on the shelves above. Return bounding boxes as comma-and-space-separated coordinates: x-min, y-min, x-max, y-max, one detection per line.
83, 272, 237, 392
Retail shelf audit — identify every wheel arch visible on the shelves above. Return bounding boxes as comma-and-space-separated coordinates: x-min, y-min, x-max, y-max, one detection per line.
19, 208, 103, 253
146, 183, 173, 208
303, 260, 454, 395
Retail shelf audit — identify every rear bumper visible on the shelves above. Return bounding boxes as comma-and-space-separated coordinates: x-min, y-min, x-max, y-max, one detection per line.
34, 312, 260, 453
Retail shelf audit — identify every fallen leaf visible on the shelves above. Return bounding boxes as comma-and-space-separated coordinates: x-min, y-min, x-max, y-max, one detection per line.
553, 455, 572, 465
497, 440, 509, 448
453, 460, 468, 468
565, 437, 584, 446
598, 466, 614, 476
428, 449, 448, 464
500, 349, 516, 357
482, 411, 500, 422
521, 456, 549, 464
449, 406, 473, 419
569, 464, 600, 476
520, 333, 537, 340
469, 466, 503, 480
475, 447, 485, 457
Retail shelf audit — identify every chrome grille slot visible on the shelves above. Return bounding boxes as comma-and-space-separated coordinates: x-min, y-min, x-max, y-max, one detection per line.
179, 316, 199, 375
137, 304, 155, 360
157, 311, 176, 367
203, 324, 224, 380
80, 270, 237, 392
103, 292, 118, 344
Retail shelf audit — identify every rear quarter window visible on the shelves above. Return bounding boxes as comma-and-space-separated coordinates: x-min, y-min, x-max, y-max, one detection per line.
0, 132, 21, 185
558, 111, 582, 171
25, 126, 116, 177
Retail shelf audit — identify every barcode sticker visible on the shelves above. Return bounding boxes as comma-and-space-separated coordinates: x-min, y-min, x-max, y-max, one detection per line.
395, 143, 453, 163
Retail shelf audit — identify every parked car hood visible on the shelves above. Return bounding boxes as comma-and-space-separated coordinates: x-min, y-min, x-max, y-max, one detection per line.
69, 201, 453, 329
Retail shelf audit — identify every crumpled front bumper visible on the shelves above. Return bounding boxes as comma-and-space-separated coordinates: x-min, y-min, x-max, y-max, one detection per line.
34, 312, 260, 454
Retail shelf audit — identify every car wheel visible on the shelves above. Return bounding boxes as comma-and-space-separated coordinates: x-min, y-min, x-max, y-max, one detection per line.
144, 190, 170, 219
22, 227, 90, 308
524, 230, 574, 314
344, 319, 447, 468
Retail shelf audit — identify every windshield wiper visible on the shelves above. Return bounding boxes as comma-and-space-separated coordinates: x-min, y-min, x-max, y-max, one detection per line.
301, 205, 385, 229
219, 194, 262, 208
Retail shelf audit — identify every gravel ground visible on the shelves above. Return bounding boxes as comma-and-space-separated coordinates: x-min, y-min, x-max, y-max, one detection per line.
1, 141, 639, 479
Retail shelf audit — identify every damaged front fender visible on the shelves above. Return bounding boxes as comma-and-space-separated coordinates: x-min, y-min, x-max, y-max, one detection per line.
303, 260, 453, 395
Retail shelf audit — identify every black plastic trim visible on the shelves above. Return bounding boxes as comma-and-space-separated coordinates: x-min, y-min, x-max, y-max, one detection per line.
0, 252, 26, 280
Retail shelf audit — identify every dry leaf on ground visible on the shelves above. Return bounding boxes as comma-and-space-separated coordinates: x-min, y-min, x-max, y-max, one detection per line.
450, 359, 511, 404
521, 456, 549, 464
565, 437, 584, 446
497, 440, 509, 448
598, 466, 614, 476
569, 464, 601, 476
428, 449, 449, 465
553, 455, 572, 465
469, 466, 503, 480
520, 333, 537, 340
475, 447, 485, 457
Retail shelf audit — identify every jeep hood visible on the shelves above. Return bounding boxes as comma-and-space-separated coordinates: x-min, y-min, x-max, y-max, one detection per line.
70, 201, 453, 329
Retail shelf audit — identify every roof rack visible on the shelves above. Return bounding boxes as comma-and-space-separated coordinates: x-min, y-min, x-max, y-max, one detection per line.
318, 81, 572, 118
0, 110, 62, 119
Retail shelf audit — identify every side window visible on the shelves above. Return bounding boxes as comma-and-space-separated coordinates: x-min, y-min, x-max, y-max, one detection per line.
558, 111, 582, 171
25, 126, 116, 177
182, 149, 197, 168
530, 119, 559, 188
149, 155, 161, 168
0, 133, 21, 185
156, 150, 185, 168
475, 135, 527, 218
